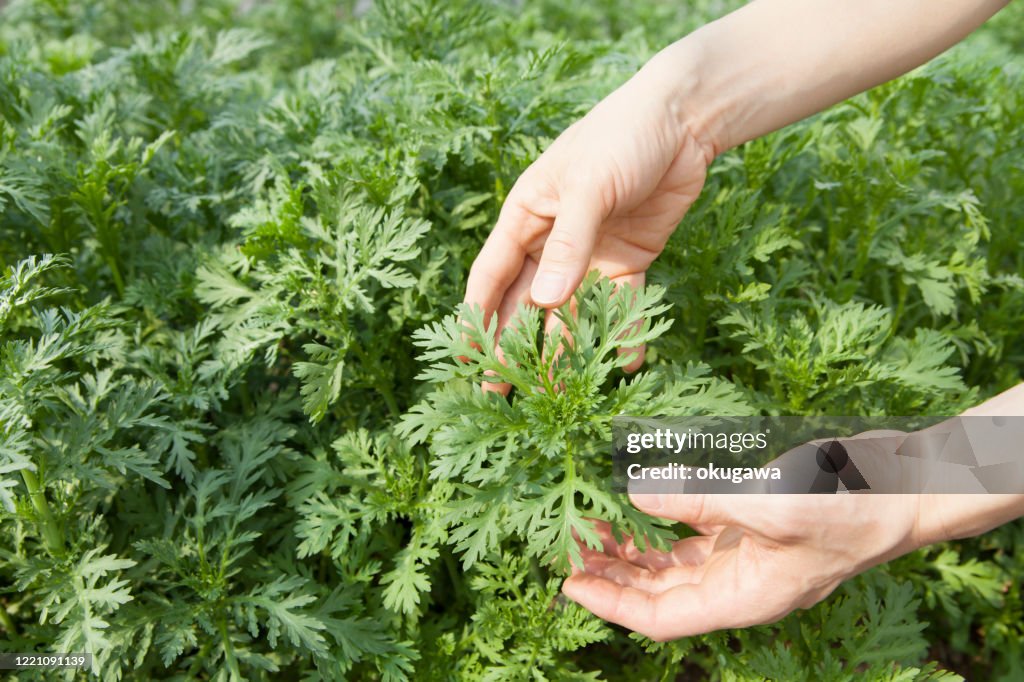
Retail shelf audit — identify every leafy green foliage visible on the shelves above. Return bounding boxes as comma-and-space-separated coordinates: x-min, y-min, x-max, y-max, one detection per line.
1, 0, 1022, 680
402, 274, 750, 573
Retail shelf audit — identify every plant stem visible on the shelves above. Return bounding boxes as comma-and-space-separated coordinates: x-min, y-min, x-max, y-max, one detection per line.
0, 605, 18, 638
891, 278, 908, 334
21, 469, 64, 556
441, 550, 464, 607
238, 378, 253, 415
563, 439, 578, 571
377, 381, 400, 417
105, 254, 126, 297
218, 617, 242, 681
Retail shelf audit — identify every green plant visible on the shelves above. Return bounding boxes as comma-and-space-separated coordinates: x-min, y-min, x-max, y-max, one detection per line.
1, 0, 1022, 680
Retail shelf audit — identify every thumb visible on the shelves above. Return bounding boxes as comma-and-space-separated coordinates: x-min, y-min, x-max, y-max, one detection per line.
530, 196, 600, 308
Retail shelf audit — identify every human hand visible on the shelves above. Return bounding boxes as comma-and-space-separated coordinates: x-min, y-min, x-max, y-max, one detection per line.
561, 493, 924, 642
463, 63, 714, 391
463, 0, 1009, 394
565, 392, 1024, 641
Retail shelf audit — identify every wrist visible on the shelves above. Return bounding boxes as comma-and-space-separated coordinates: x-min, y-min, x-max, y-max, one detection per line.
915, 493, 1024, 548
911, 494, 946, 550
632, 35, 722, 165
914, 388, 1024, 546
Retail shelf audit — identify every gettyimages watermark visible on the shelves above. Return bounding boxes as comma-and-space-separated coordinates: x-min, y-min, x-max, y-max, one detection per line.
612, 416, 1024, 494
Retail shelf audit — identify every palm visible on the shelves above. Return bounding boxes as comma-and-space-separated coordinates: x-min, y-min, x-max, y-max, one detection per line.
563, 489, 921, 641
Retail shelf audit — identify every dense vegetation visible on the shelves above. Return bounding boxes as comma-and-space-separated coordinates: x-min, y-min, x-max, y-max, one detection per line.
1, 0, 1022, 679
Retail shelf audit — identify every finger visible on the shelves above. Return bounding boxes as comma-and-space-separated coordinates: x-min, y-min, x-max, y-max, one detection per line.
562, 574, 669, 640
591, 519, 639, 558
577, 545, 703, 593
689, 523, 725, 536
530, 193, 601, 308
591, 521, 715, 571
611, 271, 646, 373
561, 573, 729, 641
628, 492, 768, 528
464, 202, 533, 322
563, 543, 781, 640
482, 258, 538, 394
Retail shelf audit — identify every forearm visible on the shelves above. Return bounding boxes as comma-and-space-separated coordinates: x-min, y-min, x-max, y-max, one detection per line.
639, 0, 1010, 157
915, 383, 1024, 546
620, 0, 1020, 546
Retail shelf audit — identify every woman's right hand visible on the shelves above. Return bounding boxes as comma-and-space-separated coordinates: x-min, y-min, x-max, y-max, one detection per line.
463, 59, 715, 389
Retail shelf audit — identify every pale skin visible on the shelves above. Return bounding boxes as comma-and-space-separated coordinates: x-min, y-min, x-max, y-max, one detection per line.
565, 383, 1024, 642
462, 0, 1023, 640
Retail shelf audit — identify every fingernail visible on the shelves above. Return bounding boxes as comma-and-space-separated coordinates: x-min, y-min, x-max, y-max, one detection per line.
629, 492, 662, 512
532, 272, 567, 306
